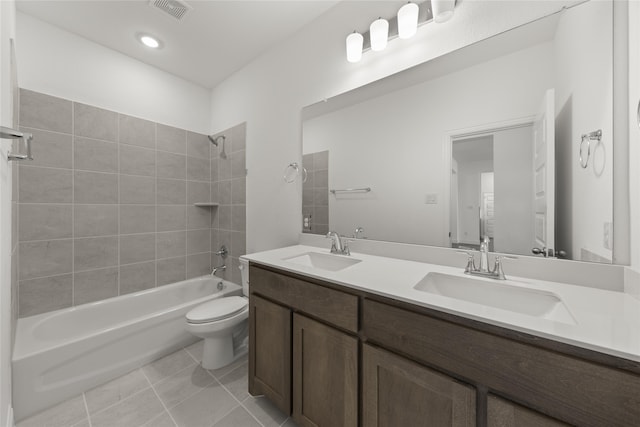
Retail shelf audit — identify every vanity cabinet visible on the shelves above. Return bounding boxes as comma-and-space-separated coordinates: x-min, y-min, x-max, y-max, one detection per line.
362, 343, 476, 426
249, 263, 640, 427
248, 265, 359, 426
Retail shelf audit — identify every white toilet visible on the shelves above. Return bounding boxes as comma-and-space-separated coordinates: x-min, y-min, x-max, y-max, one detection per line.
185, 257, 250, 370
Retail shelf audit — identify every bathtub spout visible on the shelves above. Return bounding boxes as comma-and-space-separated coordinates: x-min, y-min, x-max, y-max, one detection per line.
211, 265, 226, 276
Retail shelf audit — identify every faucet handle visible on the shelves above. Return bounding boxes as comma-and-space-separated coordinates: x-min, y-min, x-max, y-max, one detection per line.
456, 251, 476, 274
493, 255, 516, 280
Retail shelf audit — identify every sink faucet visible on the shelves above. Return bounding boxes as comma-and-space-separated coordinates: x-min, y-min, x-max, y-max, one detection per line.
326, 231, 350, 255
211, 264, 226, 277
479, 236, 490, 273
458, 243, 515, 280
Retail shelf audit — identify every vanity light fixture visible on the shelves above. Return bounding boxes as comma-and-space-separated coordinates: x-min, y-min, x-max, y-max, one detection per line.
432, 0, 456, 23
370, 17, 389, 51
345, 1, 457, 63
138, 33, 162, 49
398, 2, 419, 39
346, 31, 364, 63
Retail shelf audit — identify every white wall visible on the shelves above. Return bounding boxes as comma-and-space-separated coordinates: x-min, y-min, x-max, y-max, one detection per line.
16, 13, 211, 133
303, 42, 553, 247
457, 160, 493, 245
554, 0, 613, 262
629, 1, 640, 270
0, 1, 16, 424
209, 0, 576, 253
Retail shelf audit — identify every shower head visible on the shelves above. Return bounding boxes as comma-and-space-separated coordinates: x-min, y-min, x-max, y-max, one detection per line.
207, 134, 224, 146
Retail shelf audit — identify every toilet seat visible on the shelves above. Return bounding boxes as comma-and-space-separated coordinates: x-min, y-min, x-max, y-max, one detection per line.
186, 297, 248, 324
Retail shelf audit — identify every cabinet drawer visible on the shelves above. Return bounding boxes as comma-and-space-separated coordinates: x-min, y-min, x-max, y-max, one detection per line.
250, 265, 358, 332
362, 298, 640, 427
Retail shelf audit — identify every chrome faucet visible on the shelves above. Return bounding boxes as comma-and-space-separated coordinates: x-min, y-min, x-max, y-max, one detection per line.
326, 231, 350, 255
478, 236, 490, 273
458, 238, 515, 280
211, 264, 226, 276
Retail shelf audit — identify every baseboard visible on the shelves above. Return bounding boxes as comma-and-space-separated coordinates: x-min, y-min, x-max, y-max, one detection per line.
5, 405, 13, 427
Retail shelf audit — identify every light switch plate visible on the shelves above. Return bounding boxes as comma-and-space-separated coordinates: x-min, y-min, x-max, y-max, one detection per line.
425, 194, 438, 204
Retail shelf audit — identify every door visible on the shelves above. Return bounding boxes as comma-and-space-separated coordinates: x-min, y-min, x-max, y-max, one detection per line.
362, 344, 475, 427
488, 395, 569, 427
293, 313, 358, 427
532, 89, 555, 256
249, 294, 291, 415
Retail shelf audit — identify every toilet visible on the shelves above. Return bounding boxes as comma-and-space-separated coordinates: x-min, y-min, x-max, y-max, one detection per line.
185, 257, 250, 370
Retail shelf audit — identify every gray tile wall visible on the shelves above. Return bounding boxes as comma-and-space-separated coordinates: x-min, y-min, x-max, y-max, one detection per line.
302, 151, 329, 235
16, 89, 246, 317
210, 123, 247, 285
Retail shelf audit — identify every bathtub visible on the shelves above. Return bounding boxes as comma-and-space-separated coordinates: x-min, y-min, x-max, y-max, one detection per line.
12, 276, 242, 421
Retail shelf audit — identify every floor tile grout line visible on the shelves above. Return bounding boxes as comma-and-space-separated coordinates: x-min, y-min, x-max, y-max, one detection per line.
237, 395, 269, 427
86, 371, 154, 419
81, 393, 93, 427
148, 382, 180, 427
211, 374, 266, 427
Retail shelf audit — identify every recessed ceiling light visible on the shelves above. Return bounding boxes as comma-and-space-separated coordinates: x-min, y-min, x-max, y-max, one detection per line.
138, 34, 161, 49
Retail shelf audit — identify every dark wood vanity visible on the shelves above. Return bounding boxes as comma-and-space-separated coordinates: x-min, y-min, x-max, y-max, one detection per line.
248, 263, 640, 427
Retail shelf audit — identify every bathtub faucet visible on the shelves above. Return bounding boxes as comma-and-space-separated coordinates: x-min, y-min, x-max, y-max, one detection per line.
211, 264, 226, 277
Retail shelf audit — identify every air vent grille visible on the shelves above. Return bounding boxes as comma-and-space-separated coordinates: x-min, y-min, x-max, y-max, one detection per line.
149, 0, 192, 21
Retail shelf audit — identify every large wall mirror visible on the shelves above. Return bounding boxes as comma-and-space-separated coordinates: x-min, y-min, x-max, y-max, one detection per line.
302, 0, 615, 264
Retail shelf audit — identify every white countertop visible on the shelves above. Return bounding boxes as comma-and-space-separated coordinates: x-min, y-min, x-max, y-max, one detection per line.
243, 245, 640, 363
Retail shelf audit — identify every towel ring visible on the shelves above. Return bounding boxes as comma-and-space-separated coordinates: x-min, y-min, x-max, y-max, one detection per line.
579, 129, 602, 169
283, 162, 308, 183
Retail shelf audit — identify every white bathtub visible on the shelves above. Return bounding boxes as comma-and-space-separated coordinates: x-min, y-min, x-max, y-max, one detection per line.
12, 276, 242, 421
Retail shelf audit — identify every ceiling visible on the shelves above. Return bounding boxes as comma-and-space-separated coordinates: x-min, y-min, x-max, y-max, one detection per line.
16, 0, 340, 89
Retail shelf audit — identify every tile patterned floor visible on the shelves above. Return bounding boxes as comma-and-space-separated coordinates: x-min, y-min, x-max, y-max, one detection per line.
17, 340, 298, 427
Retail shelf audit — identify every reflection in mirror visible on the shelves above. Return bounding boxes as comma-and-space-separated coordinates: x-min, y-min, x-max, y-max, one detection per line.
301, 0, 613, 263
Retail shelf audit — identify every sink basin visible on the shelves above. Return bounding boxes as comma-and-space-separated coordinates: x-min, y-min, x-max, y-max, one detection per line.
284, 252, 361, 272
414, 272, 576, 324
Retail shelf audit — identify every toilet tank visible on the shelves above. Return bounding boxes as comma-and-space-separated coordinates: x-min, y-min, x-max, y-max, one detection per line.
239, 257, 249, 296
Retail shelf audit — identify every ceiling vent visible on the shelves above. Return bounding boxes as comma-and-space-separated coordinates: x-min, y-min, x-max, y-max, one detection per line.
149, 0, 192, 21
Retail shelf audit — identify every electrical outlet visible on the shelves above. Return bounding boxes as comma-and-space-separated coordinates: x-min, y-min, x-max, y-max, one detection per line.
603, 222, 613, 250
425, 193, 438, 204
303, 215, 312, 231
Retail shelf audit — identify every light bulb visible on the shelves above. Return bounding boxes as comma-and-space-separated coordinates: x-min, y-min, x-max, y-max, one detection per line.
398, 3, 419, 39
370, 18, 389, 51
432, 0, 455, 23
139, 34, 160, 48
346, 32, 364, 63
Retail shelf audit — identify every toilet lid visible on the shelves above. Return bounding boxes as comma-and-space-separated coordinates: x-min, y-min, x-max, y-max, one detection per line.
186, 297, 248, 324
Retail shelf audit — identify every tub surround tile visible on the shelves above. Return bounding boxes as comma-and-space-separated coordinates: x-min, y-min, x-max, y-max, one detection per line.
219, 180, 231, 205
16, 394, 87, 427
74, 102, 118, 142
187, 253, 211, 279
90, 388, 164, 427
155, 364, 216, 409
187, 229, 210, 255
120, 261, 156, 294
18, 273, 73, 317
313, 150, 329, 170
230, 123, 246, 153
157, 178, 187, 205
231, 206, 246, 232
187, 132, 210, 159
157, 231, 187, 259
74, 171, 118, 204
19, 127, 72, 169
119, 205, 156, 234
120, 233, 156, 265
119, 144, 156, 176
157, 124, 186, 154
218, 156, 232, 180
168, 384, 239, 427
213, 406, 261, 427
142, 350, 196, 385
73, 267, 119, 305
211, 158, 219, 182
19, 166, 72, 203
74, 236, 118, 271
74, 137, 118, 173
74, 204, 118, 238
231, 178, 246, 204
230, 232, 246, 259
187, 180, 210, 204
119, 115, 155, 148
119, 175, 156, 204
157, 152, 187, 180
157, 257, 187, 286
186, 206, 211, 230
85, 369, 150, 415
158, 205, 187, 232
230, 151, 246, 179
187, 156, 210, 182
19, 204, 72, 241
19, 239, 73, 280
218, 206, 232, 231
19, 89, 72, 134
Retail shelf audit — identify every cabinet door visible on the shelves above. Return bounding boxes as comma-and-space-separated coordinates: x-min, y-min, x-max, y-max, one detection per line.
487, 395, 569, 427
362, 344, 475, 427
292, 313, 358, 427
249, 294, 291, 415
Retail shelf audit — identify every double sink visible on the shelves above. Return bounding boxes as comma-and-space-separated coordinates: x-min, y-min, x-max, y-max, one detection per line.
283, 251, 576, 325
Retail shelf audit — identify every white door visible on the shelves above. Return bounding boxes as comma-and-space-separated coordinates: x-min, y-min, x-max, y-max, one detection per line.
532, 89, 555, 255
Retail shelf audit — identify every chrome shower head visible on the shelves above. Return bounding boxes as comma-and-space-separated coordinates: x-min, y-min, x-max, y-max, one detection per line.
207, 134, 220, 146
208, 135, 227, 159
